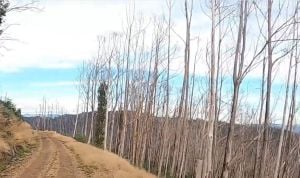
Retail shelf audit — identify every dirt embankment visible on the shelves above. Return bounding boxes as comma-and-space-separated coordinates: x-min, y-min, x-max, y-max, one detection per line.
0, 112, 37, 172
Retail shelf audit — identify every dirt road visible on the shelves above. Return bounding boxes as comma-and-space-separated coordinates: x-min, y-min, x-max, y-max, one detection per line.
4, 132, 85, 178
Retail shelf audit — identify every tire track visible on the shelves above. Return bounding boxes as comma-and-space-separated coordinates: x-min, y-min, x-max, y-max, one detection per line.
43, 148, 59, 178
4, 132, 85, 178
13, 133, 56, 178
51, 138, 81, 178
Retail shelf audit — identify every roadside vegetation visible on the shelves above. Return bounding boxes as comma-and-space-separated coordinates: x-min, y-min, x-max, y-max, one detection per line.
0, 98, 22, 119
0, 99, 37, 175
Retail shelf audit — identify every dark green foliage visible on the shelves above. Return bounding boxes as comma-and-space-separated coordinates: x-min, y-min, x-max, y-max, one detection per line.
15, 145, 31, 158
0, 162, 6, 172
74, 135, 88, 143
0, 98, 22, 119
94, 82, 107, 148
0, 0, 9, 25
0, 143, 35, 173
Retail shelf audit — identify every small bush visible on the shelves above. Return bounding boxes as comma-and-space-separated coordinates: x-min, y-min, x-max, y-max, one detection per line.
15, 145, 30, 158
74, 135, 87, 143
0, 162, 6, 172
0, 98, 22, 120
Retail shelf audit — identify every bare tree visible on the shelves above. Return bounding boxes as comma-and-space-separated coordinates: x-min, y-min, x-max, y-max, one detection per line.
206, 0, 217, 177
221, 1, 249, 177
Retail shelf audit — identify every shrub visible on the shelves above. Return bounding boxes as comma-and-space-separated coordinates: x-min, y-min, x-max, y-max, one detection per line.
74, 135, 87, 143
0, 98, 22, 120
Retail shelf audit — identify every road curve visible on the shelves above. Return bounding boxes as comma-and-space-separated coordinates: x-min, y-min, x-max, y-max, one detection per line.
4, 132, 84, 178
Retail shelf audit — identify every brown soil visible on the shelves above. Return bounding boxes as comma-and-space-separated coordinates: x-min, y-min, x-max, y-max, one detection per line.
2, 132, 84, 178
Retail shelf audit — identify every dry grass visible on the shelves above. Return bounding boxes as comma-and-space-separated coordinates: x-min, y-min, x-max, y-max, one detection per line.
0, 138, 9, 156
52, 133, 155, 178
0, 111, 37, 172
9, 121, 37, 145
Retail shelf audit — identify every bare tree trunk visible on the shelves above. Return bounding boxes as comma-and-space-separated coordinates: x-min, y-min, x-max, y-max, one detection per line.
206, 0, 216, 177
109, 56, 121, 151
158, 1, 173, 176
84, 74, 91, 137
178, 1, 192, 177
73, 96, 80, 138
282, 26, 299, 177
88, 64, 98, 144
273, 24, 295, 178
253, 56, 266, 178
259, 0, 273, 177
119, 18, 133, 156
222, 1, 248, 177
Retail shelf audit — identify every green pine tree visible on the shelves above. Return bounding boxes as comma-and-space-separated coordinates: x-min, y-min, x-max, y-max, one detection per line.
0, 0, 9, 26
95, 82, 107, 148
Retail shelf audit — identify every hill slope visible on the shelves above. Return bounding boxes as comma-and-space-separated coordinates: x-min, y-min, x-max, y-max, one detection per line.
0, 105, 37, 171
52, 132, 154, 178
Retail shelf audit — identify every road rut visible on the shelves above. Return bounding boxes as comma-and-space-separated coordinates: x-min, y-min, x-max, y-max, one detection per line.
4, 132, 84, 178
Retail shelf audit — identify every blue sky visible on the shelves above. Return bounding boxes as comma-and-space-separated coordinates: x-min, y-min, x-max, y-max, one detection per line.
0, 68, 78, 114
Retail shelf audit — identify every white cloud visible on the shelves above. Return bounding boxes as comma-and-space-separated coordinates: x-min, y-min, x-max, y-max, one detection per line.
14, 95, 78, 114
0, 0, 165, 72
29, 81, 78, 87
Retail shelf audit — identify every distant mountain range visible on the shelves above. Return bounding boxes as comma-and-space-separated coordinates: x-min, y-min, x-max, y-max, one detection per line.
23, 112, 300, 134
271, 123, 300, 133
22, 114, 64, 119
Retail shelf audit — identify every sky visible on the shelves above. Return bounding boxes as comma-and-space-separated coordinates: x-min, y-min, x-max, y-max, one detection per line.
0, 0, 298, 124
0, 0, 210, 114
0, 0, 169, 114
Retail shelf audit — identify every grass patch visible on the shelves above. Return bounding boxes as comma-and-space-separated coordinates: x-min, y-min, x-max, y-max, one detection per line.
67, 146, 97, 177
15, 145, 31, 158
0, 162, 6, 172
78, 162, 98, 177
75, 151, 98, 176
0, 143, 36, 174
74, 135, 87, 143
